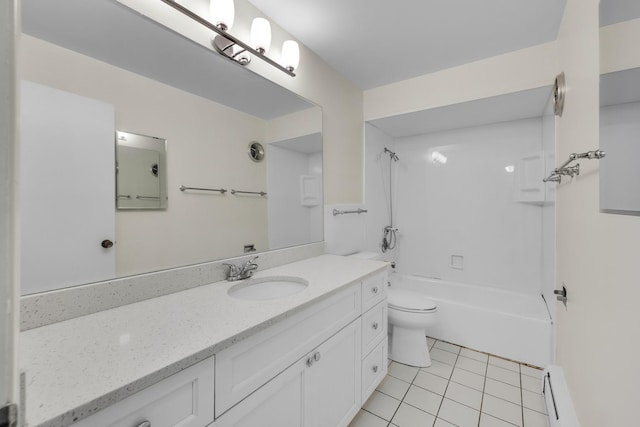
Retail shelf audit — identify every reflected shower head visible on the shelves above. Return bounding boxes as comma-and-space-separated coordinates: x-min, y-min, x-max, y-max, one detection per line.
384, 147, 399, 161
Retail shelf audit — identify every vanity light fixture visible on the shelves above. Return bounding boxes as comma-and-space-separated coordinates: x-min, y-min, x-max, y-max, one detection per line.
251, 18, 271, 54
210, 0, 235, 31
281, 40, 300, 72
159, 0, 298, 77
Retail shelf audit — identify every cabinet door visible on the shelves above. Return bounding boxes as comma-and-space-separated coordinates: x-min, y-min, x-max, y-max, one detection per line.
215, 358, 305, 427
304, 320, 362, 427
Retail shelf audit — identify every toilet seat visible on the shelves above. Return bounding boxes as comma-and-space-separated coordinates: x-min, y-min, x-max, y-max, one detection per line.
388, 289, 437, 313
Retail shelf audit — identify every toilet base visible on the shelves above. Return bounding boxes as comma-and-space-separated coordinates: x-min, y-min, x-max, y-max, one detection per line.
389, 327, 431, 368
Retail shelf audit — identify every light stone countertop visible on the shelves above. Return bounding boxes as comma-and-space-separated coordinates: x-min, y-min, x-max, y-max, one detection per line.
20, 254, 388, 427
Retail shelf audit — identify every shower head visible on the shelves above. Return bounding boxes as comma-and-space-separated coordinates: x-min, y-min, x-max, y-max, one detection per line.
384, 147, 399, 161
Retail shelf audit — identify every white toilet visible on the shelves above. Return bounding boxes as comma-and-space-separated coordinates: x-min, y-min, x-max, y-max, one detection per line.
325, 205, 438, 367
387, 288, 437, 367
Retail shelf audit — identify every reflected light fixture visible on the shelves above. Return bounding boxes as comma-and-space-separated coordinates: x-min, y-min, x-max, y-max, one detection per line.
431, 151, 447, 165
210, 0, 234, 31
159, 0, 298, 77
251, 18, 271, 53
281, 40, 300, 72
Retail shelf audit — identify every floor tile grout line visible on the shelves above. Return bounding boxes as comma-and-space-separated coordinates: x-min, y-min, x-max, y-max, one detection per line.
433, 340, 463, 426
477, 353, 489, 427
520, 363, 525, 427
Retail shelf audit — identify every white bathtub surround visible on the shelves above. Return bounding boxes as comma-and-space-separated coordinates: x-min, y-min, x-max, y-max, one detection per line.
350, 337, 548, 427
392, 118, 548, 293
20, 255, 388, 427
543, 365, 580, 427
20, 241, 324, 331
392, 275, 552, 367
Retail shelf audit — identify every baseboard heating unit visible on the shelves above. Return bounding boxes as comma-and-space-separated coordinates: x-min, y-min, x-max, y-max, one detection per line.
543, 365, 580, 427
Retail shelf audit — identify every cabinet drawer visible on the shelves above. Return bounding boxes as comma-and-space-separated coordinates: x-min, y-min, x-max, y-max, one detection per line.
215, 284, 361, 416
73, 357, 214, 427
361, 300, 387, 356
361, 271, 387, 312
361, 339, 388, 404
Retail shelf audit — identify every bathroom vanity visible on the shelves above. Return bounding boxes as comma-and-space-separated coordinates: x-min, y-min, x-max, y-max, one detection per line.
20, 255, 388, 427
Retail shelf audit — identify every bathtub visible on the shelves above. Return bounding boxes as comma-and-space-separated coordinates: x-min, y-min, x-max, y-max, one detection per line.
390, 274, 553, 367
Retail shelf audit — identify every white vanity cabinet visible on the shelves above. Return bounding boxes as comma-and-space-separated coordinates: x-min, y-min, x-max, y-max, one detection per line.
214, 269, 388, 427
72, 357, 215, 427
360, 273, 389, 404
215, 319, 361, 427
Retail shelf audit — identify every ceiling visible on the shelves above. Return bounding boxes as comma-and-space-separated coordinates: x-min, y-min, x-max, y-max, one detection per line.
250, 0, 567, 90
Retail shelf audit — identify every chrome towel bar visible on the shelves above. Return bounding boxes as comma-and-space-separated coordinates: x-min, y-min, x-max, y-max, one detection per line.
332, 208, 368, 216
179, 185, 227, 194
231, 189, 267, 196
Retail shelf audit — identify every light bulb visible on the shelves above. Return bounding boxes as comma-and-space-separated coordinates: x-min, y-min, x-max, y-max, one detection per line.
250, 18, 271, 54
281, 40, 300, 72
210, 0, 234, 31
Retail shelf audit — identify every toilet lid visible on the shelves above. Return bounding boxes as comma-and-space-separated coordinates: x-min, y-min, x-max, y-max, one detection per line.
387, 289, 437, 312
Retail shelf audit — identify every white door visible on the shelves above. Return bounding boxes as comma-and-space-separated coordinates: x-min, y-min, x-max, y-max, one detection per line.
1, 1, 19, 423
304, 320, 362, 427
19, 81, 116, 294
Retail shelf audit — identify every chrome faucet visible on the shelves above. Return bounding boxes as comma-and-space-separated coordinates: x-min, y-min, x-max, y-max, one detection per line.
224, 256, 259, 281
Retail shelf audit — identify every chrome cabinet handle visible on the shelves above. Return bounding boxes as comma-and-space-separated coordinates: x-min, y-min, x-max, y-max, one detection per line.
372, 322, 379, 330
306, 356, 314, 367
372, 365, 378, 373
314, 351, 321, 362
137, 421, 151, 427
372, 286, 379, 294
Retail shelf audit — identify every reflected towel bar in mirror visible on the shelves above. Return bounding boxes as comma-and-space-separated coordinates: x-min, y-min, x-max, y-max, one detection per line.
179, 185, 227, 194
231, 189, 267, 196
332, 208, 368, 216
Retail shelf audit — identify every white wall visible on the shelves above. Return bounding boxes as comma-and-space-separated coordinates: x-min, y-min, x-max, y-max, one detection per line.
390, 119, 545, 294
555, 0, 640, 425
363, 42, 558, 121
20, 36, 269, 277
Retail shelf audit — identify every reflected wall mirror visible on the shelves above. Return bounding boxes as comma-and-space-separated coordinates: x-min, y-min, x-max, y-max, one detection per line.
599, 0, 640, 215
116, 131, 168, 210
19, 0, 323, 295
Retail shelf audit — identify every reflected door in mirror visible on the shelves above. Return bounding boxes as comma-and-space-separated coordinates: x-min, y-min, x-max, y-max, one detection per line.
19, 81, 116, 294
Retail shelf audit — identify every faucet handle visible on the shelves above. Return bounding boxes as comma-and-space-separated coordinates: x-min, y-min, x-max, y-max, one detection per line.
223, 263, 239, 276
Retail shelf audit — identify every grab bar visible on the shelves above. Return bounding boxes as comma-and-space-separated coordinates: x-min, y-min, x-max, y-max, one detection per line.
332, 208, 368, 216
179, 185, 227, 194
231, 189, 267, 196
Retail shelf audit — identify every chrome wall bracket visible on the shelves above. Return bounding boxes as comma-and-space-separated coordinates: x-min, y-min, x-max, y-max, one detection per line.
554, 285, 567, 307
555, 164, 580, 178
543, 150, 605, 184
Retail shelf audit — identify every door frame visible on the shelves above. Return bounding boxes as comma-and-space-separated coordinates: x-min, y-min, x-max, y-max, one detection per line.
0, 0, 20, 424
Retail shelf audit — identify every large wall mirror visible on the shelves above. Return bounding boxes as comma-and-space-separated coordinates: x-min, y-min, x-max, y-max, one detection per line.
19, 0, 323, 295
599, 1, 640, 215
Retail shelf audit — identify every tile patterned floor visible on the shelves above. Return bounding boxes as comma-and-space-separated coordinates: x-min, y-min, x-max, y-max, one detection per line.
349, 338, 549, 427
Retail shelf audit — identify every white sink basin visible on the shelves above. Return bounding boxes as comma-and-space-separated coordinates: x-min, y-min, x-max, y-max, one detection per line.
228, 276, 309, 301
